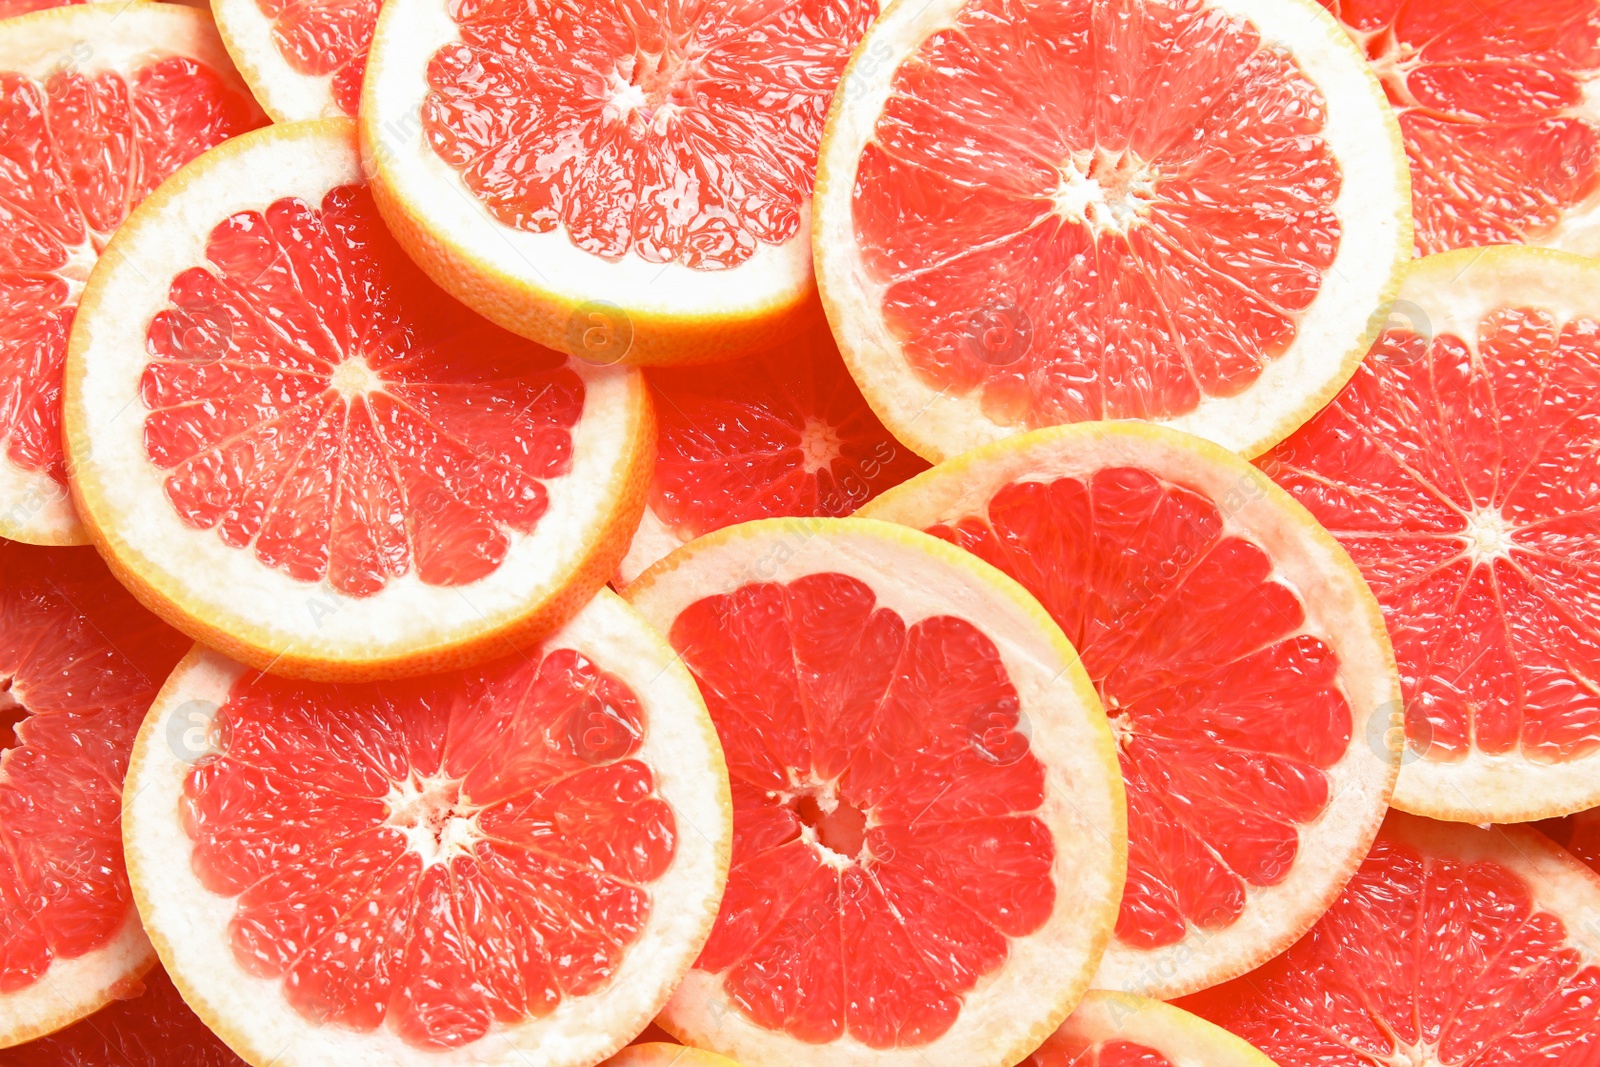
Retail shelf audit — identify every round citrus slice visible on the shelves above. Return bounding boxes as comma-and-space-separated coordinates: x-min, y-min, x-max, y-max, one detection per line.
617, 317, 927, 585
359, 0, 875, 366
1179, 811, 1600, 1066
213, 0, 375, 121
0, 963, 244, 1065
123, 588, 731, 1066
64, 118, 653, 682
860, 421, 1401, 999
624, 517, 1125, 1067
0, 2, 264, 546
1020, 991, 1276, 1067
1259, 246, 1600, 823
814, 0, 1411, 464
1319, 0, 1600, 256
0, 540, 189, 1048
606, 1043, 740, 1067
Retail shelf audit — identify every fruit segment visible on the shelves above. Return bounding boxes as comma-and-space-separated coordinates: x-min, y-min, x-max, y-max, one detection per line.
1021, 990, 1275, 1067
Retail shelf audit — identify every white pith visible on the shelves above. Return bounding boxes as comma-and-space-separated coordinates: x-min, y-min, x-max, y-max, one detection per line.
625, 518, 1125, 1067
65, 121, 648, 677
122, 590, 732, 1067
212, 0, 351, 121
860, 422, 1402, 999
814, 0, 1411, 463
0, 2, 257, 548
360, 0, 820, 342
1041, 990, 1278, 1067
1368, 248, 1600, 823
0, 912, 155, 1049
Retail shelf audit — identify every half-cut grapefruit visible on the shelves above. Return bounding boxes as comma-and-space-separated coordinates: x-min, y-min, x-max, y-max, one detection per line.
1020, 991, 1276, 1067
213, 0, 376, 120
861, 421, 1400, 999
1320, 0, 1600, 256
360, 0, 876, 365
815, 0, 1411, 463
0, 540, 189, 1048
1180, 812, 1600, 1066
617, 316, 927, 584
65, 119, 653, 681
0, 2, 263, 546
0, 963, 244, 1065
625, 517, 1125, 1067
1260, 246, 1600, 823
123, 589, 731, 1067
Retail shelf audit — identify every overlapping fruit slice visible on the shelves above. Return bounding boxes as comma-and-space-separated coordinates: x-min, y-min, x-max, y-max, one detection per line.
0, 540, 189, 1048
122, 589, 730, 1067
1541, 807, 1600, 873
65, 119, 653, 681
815, 0, 1411, 462
1260, 247, 1600, 822
605, 1043, 741, 1067
862, 422, 1401, 998
1021, 991, 1276, 1067
213, 0, 377, 120
1320, 0, 1600, 255
618, 319, 926, 584
1181, 812, 1600, 1066
0, 964, 244, 1065
0, 2, 263, 545
625, 517, 1125, 1067
361, 0, 875, 364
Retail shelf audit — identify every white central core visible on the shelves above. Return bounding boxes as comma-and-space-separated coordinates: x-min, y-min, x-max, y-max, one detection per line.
1460, 506, 1517, 564
798, 418, 844, 474
1384, 1042, 1441, 1067
330, 355, 383, 399
385, 772, 482, 868
1053, 148, 1158, 234
1363, 27, 1423, 108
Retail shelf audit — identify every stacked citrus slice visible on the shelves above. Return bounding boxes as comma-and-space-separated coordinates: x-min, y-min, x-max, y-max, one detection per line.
0, 2, 263, 545
1021, 991, 1276, 1067
619, 318, 926, 583
862, 422, 1400, 998
626, 517, 1124, 1067
0, 541, 188, 1048
65, 120, 653, 680
815, 0, 1411, 461
362, 0, 875, 364
213, 0, 377, 120
1260, 247, 1600, 823
123, 590, 731, 1066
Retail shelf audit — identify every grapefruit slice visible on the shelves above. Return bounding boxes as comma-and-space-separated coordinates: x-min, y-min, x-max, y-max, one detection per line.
1259, 246, 1600, 823
1541, 808, 1600, 872
0, 2, 264, 546
1020, 991, 1276, 1067
617, 317, 927, 585
606, 1043, 740, 1067
861, 421, 1401, 999
0, 963, 243, 1065
64, 119, 653, 682
122, 588, 731, 1066
814, 0, 1412, 464
359, 0, 875, 365
1319, 0, 1600, 256
0, 540, 189, 1048
624, 517, 1125, 1067
213, 0, 376, 121
1179, 811, 1600, 1066
0, 0, 83, 17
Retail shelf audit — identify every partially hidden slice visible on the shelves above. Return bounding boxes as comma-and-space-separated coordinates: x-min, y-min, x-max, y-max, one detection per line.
605, 1043, 741, 1067
0, 2, 263, 545
861, 422, 1401, 999
1259, 247, 1600, 822
123, 589, 731, 1067
0, 540, 189, 1048
213, 0, 376, 120
1180, 812, 1600, 1066
625, 517, 1125, 1067
1021, 991, 1277, 1067
815, 0, 1411, 463
1320, 0, 1600, 256
0, 964, 244, 1065
361, 0, 876, 364
617, 317, 927, 585
1541, 808, 1600, 873
66, 119, 653, 681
